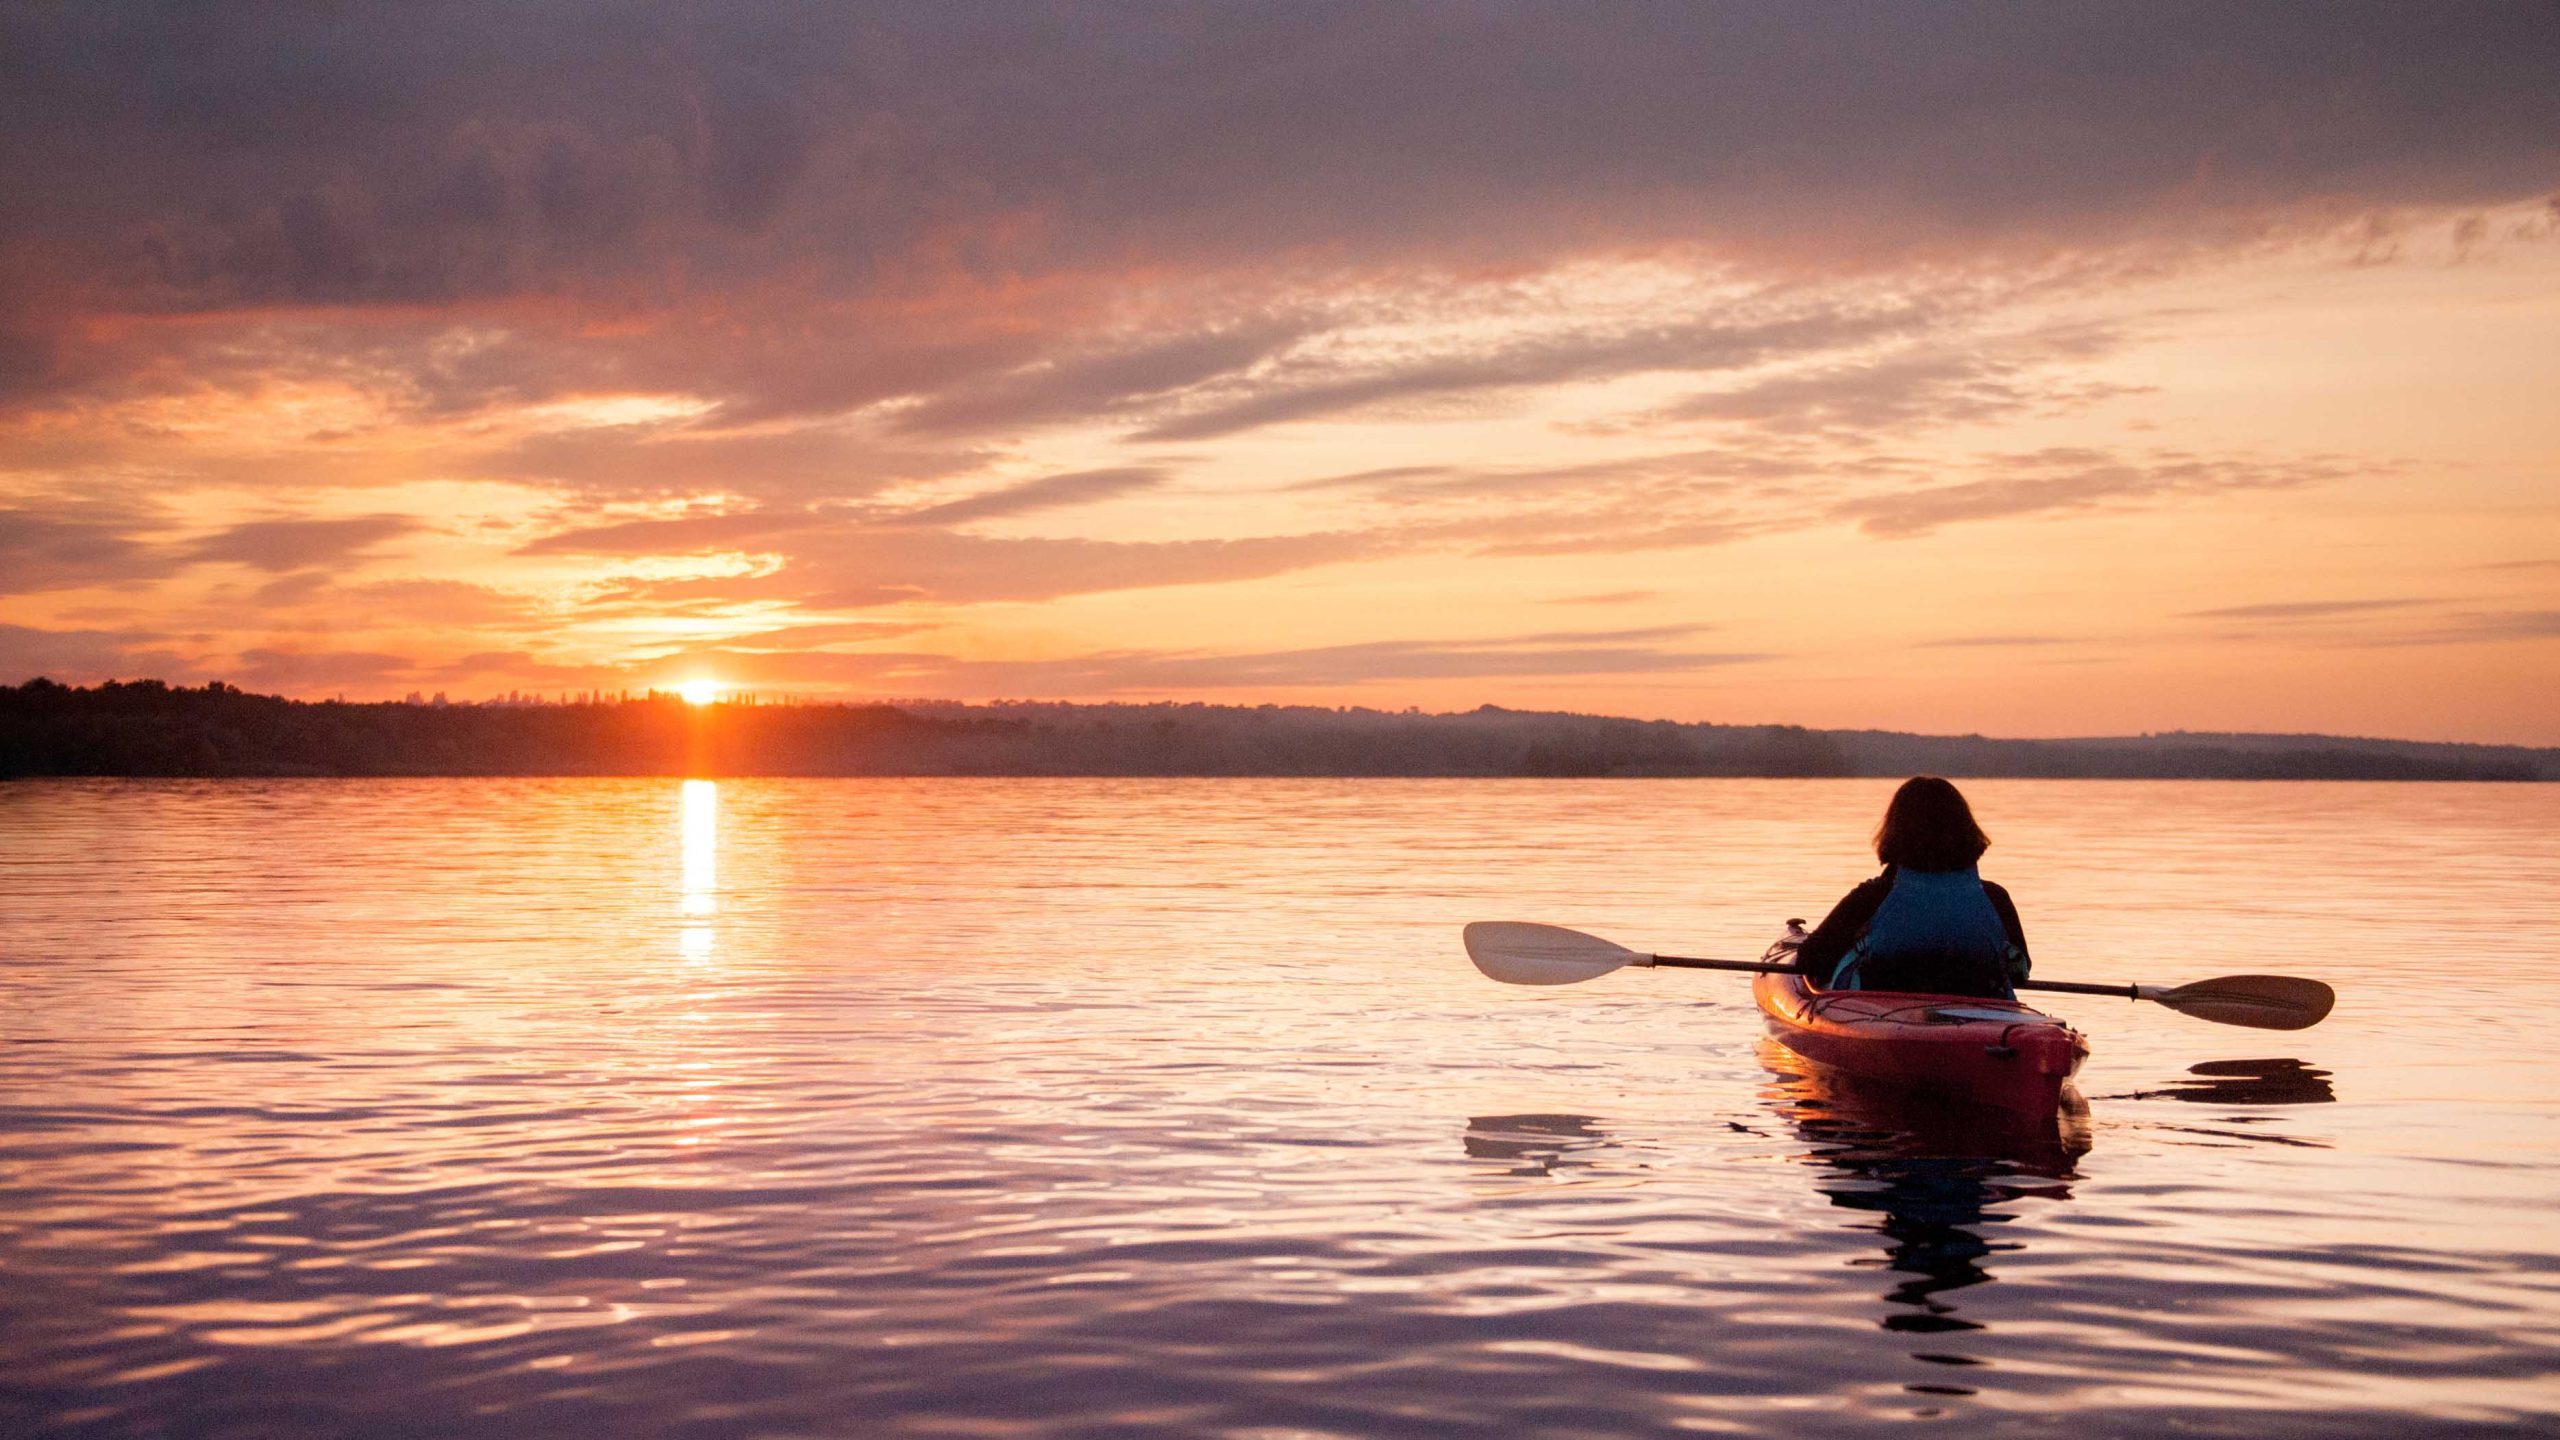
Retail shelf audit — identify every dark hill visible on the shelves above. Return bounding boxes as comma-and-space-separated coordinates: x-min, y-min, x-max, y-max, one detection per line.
2, 680, 2549, 780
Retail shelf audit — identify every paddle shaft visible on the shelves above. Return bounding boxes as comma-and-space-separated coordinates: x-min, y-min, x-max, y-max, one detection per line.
1464, 921, 2329, 1027
1647, 951, 2146, 1001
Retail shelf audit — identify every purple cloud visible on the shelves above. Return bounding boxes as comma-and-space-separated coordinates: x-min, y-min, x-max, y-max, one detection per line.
184, 514, 424, 571
2, 4, 2550, 427
0, 500, 171, 594
0, 622, 199, 682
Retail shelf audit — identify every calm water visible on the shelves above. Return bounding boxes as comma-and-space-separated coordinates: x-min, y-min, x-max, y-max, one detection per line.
4, 777, 2557, 1438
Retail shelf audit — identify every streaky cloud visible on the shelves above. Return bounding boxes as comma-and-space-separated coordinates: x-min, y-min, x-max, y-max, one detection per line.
2182, 599, 2436, 621
1549, 590, 1664, 605
0, 499, 174, 595
891, 322, 1311, 437
1917, 634, 2081, 648
184, 513, 425, 572
893, 468, 1167, 526
1134, 307, 1928, 442
1833, 450, 2357, 537
2394, 609, 2560, 645
788, 529, 1386, 608
1659, 327, 2143, 437
514, 506, 834, 556
679, 628, 1780, 693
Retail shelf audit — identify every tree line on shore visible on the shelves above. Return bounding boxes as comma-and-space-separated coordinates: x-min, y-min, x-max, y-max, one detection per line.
2, 678, 2547, 781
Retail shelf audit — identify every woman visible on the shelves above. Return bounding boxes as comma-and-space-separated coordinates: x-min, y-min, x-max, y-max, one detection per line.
1795, 777, 2029, 999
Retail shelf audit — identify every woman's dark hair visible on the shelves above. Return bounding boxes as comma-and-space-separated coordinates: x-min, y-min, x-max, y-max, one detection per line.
1873, 776, 1990, 872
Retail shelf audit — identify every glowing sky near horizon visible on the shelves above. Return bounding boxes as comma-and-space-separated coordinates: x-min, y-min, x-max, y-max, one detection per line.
2, 5, 2555, 741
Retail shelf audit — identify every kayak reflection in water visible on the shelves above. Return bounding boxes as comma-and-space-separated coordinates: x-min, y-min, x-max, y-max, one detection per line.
1762, 1042, 2088, 1347
1796, 777, 2030, 1001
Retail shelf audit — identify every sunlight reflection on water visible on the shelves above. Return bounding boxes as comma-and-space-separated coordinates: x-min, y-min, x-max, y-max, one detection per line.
680, 779, 716, 963
2, 777, 2557, 1437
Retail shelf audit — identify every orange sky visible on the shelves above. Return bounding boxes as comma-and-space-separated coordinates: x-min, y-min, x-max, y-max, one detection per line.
3, 7, 2556, 742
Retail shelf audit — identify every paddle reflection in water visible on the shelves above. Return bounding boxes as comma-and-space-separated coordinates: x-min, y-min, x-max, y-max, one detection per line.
1461, 1113, 1620, 1178
1757, 1040, 2089, 1381
2154, 1057, 2337, 1106
2093, 1056, 2339, 1153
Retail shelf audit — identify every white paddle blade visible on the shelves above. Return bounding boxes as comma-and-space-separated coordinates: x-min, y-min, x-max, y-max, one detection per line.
1463, 922, 1645, 986
2157, 975, 2336, 1031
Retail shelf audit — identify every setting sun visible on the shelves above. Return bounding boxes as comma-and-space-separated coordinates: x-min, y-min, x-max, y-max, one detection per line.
677, 680, 724, 706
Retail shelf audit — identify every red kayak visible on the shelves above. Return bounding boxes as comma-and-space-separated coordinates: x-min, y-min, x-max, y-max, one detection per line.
1754, 932, 2089, 1115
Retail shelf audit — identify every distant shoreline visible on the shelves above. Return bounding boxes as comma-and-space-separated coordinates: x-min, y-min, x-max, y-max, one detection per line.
6, 678, 2551, 781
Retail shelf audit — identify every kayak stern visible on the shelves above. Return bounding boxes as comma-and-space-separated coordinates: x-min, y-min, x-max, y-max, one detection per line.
1752, 969, 2089, 1115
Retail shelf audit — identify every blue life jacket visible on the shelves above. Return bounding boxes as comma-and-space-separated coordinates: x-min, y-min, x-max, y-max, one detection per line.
1834, 866, 2017, 998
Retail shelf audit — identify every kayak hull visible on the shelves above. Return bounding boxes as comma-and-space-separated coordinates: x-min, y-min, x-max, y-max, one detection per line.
1752, 969, 2089, 1116
1755, 1039, 2093, 1174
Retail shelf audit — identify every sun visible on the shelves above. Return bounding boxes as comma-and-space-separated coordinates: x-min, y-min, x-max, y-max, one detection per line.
676, 679, 724, 706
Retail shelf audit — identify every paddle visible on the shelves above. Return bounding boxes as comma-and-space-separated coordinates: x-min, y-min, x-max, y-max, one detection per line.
1463, 921, 2335, 1031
